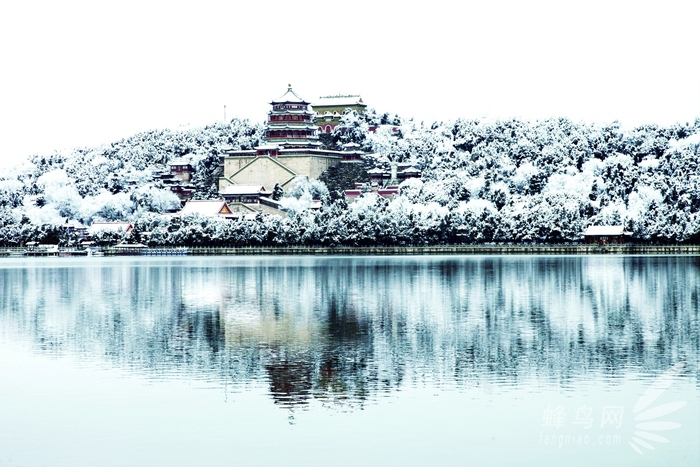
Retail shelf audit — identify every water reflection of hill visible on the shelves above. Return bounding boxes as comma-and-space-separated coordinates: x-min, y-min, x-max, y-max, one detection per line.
1, 256, 698, 408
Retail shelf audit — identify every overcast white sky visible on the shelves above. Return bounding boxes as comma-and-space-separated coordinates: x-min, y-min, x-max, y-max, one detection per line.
1, 1, 698, 166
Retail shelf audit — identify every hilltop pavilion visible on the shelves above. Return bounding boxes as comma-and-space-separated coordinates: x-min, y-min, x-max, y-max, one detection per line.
313, 94, 367, 134
218, 85, 364, 196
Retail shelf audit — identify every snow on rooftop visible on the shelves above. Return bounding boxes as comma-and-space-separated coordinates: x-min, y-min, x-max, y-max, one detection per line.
179, 199, 232, 216
313, 95, 365, 107
88, 222, 132, 235
221, 185, 266, 195
265, 124, 316, 130
583, 226, 627, 236
272, 85, 308, 104
65, 219, 86, 229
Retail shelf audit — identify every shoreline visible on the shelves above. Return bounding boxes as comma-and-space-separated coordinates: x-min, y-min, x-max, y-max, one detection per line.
102, 244, 700, 256
3, 244, 700, 257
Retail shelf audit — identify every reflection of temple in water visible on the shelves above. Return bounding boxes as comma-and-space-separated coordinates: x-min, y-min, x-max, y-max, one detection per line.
1, 256, 698, 411
266, 347, 313, 408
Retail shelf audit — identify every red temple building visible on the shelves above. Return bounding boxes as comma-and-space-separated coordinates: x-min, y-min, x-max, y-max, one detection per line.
218, 85, 367, 209
264, 85, 321, 148
312, 94, 368, 134
217, 85, 420, 212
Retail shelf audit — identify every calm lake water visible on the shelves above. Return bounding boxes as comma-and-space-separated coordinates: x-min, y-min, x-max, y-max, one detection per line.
0, 255, 698, 466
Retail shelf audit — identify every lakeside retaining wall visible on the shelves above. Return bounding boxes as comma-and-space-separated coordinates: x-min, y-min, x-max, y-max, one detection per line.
4, 245, 700, 257
101, 244, 700, 256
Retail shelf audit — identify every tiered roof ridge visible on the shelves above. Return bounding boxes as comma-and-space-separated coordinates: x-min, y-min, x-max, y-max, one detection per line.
271, 84, 308, 104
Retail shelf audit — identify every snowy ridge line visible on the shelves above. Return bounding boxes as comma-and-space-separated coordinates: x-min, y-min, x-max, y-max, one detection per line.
95, 244, 700, 257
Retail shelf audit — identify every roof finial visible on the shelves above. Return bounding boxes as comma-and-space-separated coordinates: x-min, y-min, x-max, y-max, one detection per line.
288, 83, 292, 90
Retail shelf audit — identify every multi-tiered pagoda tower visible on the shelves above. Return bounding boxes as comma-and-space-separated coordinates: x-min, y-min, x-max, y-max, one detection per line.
264, 85, 321, 148
218, 85, 367, 205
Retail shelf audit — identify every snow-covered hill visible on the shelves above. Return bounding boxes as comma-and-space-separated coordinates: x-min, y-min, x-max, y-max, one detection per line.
1, 113, 698, 246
